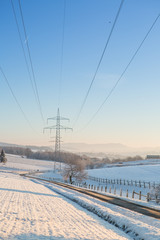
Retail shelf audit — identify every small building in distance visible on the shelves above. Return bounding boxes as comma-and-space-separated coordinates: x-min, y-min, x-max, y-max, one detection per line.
146, 155, 160, 159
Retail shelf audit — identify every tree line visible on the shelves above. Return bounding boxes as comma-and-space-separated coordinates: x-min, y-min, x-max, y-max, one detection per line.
0, 146, 143, 169
0, 146, 83, 163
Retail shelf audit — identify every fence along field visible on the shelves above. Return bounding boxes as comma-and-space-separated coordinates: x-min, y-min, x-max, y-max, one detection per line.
72, 176, 160, 204
28, 170, 160, 204
88, 176, 159, 188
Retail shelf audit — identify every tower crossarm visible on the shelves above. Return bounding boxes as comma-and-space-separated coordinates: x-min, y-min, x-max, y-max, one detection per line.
59, 117, 70, 121
47, 117, 57, 123
59, 125, 73, 130
43, 125, 57, 133
43, 125, 57, 130
47, 116, 69, 123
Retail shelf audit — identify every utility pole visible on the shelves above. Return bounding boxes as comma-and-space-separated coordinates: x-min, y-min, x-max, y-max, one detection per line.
44, 108, 72, 171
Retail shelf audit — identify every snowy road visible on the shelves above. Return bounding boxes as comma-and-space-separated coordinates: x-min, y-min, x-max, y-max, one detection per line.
0, 172, 131, 240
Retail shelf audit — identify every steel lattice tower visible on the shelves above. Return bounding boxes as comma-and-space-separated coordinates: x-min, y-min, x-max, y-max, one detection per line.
44, 108, 72, 170
55, 108, 60, 155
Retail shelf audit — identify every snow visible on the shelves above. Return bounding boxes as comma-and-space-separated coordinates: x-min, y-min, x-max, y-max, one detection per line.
38, 180, 160, 240
87, 164, 160, 183
2, 154, 55, 172
4, 154, 160, 207
0, 154, 160, 239
36, 164, 160, 208
0, 172, 131, 240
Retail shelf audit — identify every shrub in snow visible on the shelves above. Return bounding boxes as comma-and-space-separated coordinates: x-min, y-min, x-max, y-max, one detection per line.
0, 149, 7, 164
150, 184, 160, 203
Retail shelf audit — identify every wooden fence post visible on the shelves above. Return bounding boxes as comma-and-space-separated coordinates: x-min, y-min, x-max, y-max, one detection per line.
120, 189, 122, 196
147, 193, 150, 202
126, 189, 128, 198
132, 190, 135, 199
139, 191, 141, 200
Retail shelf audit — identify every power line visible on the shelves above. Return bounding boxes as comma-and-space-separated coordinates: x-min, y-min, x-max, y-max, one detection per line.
0, 66, 37, 133
73, 0, 124, 126
10, 0, 39, 109
18, 0, 45, 124
81, 12, 160, 130
58, 0, 66, 107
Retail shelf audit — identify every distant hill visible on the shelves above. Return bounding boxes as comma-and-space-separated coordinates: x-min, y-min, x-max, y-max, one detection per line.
0, 142, 52, 152
1, 141, 160, 158
61, 143, 160, 158
61, 142, 132, 153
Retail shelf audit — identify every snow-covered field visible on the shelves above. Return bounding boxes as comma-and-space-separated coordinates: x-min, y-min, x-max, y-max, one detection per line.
86, 165, 160, 204
1, 154, 55, 172
34, 158, 160, 205
0, 172, 132, 240
87, 164, 160, 183
0, 154, 160, 239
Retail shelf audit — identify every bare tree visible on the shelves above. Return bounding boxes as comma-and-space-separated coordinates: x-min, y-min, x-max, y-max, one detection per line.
63, 156, 87, 184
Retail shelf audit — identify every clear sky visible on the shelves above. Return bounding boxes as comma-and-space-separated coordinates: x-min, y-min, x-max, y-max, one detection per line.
0, 0, 160, 148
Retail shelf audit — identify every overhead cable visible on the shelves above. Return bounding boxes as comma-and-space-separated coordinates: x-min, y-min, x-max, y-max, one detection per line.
82, 12, 160, 130
18, 0, 45, 124
0, 66, 37, 133
58, 0, 66, 107
73, 0, 124, 126
10, 0, 38, 110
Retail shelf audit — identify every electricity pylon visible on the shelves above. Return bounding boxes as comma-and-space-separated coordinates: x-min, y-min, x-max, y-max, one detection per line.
44, 108, 72, 170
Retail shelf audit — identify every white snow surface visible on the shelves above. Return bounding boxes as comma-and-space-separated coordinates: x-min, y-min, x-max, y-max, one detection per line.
0, 172, 131, 240
87, 164, 160, 183
0, 154, 160, 239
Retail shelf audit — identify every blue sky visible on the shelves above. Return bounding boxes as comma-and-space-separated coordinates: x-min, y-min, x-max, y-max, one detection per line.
0, 0, 160, 148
